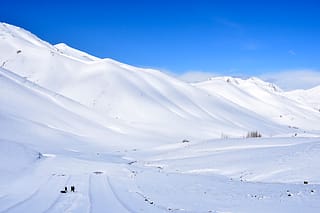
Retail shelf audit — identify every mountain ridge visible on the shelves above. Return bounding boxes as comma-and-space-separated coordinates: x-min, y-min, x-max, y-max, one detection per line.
1, 22, 320, 139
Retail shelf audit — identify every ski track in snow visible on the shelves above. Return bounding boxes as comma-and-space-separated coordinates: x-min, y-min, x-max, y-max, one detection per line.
1, 175, 68, 213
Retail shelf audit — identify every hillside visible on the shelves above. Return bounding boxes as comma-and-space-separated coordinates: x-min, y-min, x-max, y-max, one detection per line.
285, 86, 320, 112
194, 77, 320, 133
1, 23, 319, 139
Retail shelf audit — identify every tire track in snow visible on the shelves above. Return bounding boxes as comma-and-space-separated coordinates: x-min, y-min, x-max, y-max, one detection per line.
0, 175, 53, 213
106, 176, 136, 212
89, 173, 132, 213
46, 174, 90, 213
1, 174, 69, 213
41, 175, 71, 213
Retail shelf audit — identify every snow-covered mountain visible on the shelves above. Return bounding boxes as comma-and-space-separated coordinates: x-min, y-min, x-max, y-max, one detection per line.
1, 22, 320, 213
1, 22, 319, 139
0, 66, 150, 151
194, 77, 320, 131
285, 86, 320, 112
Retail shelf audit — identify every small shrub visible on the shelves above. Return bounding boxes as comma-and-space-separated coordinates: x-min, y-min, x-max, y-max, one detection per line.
246, 131, 262, 138
221, 133, 229, 139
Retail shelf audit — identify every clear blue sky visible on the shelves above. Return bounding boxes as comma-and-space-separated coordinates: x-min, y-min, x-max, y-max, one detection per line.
1, 0, 320, 77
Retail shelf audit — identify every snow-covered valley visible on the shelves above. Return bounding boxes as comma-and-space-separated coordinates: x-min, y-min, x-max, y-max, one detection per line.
1, 22, 320, 212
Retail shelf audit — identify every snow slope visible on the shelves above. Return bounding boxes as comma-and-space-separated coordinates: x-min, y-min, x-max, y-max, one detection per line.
194, 77, 320, 132
1, 22, 319, 139
0, 66, 167, 153
1, 135, 319, 213
54, 43, 100, 62
285, 85, 320, 111
0, 139, 39, 182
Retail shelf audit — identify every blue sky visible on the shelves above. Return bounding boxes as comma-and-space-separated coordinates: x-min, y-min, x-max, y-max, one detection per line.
1, 0, 320, 89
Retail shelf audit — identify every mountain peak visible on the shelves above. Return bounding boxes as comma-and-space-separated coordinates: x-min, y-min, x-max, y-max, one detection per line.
0, 22, 53, 50
203, 76, 282, 93
54, 43, 100, 62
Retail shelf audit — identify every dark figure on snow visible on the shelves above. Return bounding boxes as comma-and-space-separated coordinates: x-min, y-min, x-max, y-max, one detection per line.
60, 187, 67, 193
71, 186, 75, 192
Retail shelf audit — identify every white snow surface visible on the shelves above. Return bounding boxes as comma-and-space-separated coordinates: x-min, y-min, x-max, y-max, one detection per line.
285, 85, 320, 112
1, 22, 320, 213
194, 77, 320, 131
